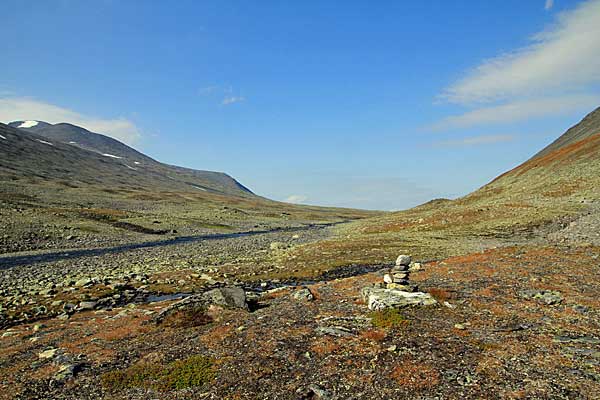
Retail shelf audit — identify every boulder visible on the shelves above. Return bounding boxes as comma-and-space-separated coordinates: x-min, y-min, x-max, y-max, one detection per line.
203, 287, 248, 310
293, 288, 315, 301
152, 286, 248, 324
361, 287, 437, 310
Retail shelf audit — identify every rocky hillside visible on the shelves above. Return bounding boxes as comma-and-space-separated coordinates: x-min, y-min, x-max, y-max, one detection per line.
4, 121, 252, 197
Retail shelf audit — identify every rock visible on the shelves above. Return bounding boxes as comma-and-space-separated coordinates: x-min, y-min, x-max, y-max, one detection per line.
153, 287, 248, 324
392, 272, 409, 280
33, 324, 44, 332
38, 348, 59, 359
54, 363, 81, 382
74, 278, 92, 287
297, 384, 331, 400
361, 287, 437, 311
293, 288, 314, 301
316, 326, 354, 337
78, 301, 97, 311
409, 262, 422, 271
385, 283, 417, 292
203, 287, 248, 310
383, 274, 394, 284
518, 289, 563, 305
454, 323, 466, 330
395, 255, 412, 267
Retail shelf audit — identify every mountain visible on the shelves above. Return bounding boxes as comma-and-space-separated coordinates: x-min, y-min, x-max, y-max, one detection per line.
4, 121, 252, 197
0, 121, 376, 253
8, 120, 152, 163
281, 106, 600, 271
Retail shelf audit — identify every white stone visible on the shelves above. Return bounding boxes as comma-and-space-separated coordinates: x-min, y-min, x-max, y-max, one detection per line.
361, 287, 437, 311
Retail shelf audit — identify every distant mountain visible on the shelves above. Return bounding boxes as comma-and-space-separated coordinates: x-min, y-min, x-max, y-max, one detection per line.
1, 121, 253, 197
8, 120, 152, 163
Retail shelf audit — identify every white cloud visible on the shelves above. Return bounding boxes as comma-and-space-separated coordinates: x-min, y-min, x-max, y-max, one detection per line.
431, 134, 515, 148
0, 97, 141, 145
429, 94, 600, 131
221, 96, 245, 106
441, 0, 600, 104
285, 194, 308, 204
545, 0, 554, 10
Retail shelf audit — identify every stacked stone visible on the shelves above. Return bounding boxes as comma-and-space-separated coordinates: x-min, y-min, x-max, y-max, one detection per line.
383, 255, 417, 292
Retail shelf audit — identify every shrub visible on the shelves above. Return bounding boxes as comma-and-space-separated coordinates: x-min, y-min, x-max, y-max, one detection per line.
369, 309, 409, 329
101, 355, 215, 391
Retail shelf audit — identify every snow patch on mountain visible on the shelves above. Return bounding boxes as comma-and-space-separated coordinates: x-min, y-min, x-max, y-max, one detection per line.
102, 153, 122, 159
37, 139, 53, 146
18, 121, 39, 128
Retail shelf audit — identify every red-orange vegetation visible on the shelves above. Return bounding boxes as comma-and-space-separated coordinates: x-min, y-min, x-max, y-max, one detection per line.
389, 359, 440, 390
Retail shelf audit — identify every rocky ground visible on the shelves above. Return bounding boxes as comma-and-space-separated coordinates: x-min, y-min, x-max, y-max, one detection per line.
0, 224, 337, 329
1, 244, 599, 399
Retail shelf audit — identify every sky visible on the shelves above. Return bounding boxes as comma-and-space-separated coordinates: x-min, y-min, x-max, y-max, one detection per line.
1, 0, 600, 210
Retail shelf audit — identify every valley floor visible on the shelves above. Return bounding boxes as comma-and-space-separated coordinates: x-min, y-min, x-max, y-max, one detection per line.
2, 199, 600, 399
1, 244, 599, 399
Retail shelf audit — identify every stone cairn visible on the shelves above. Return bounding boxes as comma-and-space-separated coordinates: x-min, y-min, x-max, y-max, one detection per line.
382, 254, 417, 292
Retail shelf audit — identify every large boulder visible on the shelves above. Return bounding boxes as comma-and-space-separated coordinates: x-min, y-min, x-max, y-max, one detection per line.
203, 287, 248, 310
152, 287, 248, 324
361, 287, 437, 311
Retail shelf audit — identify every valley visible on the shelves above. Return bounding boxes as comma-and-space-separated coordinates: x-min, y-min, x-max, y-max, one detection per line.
2, 111, 600, 399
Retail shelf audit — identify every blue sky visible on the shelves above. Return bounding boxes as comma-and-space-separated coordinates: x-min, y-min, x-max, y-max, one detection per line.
2, 0, 600, 210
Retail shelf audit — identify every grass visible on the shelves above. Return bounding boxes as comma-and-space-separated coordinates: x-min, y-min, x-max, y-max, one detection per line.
101, 355, 215, 391
369, 309, 409, 329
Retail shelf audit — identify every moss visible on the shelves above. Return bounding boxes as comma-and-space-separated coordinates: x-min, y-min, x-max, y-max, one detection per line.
369, 309, 409, 329
101, 355, 215, 392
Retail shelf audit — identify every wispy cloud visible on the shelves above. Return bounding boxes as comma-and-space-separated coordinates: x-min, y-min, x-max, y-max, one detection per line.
198, 86, 218, 95
199, 85, 246, 106
221, 96, 245, 106
431, 134, 515, 148
441, 0, 600, 104
429, 94, 600, 131
285, 194, 308, 204
545, 0, 554, 10
0, 97, 141, 145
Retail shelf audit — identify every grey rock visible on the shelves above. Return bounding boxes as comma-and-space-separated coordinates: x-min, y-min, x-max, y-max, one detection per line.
203, 287, 248, 310
395, 254, 412, 266
77, 301, 97, 311
293, 288, 314, 301
518, 289, 563, 305
315, 326, 354, 337
362, 287, 437, 310
74, 278, 92, 287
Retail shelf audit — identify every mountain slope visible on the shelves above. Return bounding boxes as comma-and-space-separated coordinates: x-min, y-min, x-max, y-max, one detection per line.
532, 106, 600, 159
277, 106, 600, 271
9, 120, 152, 162
5, 121, 252, 197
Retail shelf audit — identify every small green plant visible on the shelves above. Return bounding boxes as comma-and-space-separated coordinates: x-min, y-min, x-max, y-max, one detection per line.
369, 308, 409, 329
101, 355, 215, 391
